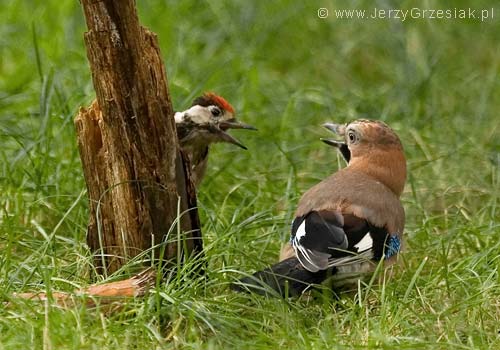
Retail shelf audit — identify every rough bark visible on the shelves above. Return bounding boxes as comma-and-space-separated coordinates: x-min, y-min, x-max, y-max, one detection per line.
75, 0, 202, 275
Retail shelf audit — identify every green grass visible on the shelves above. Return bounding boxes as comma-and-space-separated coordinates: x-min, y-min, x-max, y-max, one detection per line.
1, 0, 499, 348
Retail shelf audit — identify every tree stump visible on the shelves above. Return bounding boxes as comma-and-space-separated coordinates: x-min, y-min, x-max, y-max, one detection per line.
75, 0, 202, 275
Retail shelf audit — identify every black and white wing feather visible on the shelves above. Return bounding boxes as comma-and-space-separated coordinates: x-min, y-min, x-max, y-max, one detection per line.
234, 212, 400, 297
291, 211, 381, 272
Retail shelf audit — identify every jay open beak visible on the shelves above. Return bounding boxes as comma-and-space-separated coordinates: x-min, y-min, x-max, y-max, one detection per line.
320, 122, 351, 162
322, 122, 346, 136
320, 122, 346, 146
217, 119, 257, 150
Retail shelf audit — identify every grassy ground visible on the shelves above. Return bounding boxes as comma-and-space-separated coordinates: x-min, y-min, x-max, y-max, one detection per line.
1, 0, 499, 349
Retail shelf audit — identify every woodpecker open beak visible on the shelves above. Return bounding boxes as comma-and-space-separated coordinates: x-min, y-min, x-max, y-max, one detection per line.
219, 119, 257, 131
321, 122, 351, 162
216, 128, 249, 150
216, 118, 257, 150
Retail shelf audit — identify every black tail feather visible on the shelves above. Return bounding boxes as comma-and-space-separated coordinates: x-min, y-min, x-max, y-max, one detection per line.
232, 257, 330, 297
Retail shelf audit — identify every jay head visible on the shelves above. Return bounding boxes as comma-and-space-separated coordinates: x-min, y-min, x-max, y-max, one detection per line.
175, 92, 256, 186
321, 119, 407, 196
234, 119, 407, 297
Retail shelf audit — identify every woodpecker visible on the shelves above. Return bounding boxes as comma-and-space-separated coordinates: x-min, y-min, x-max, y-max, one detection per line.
175, 92, 256, 186
234, 119, 406, 296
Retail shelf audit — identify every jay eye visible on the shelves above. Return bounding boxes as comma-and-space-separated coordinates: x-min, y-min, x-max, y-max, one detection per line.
348, 132, 357, 143
211, 107, 222, 117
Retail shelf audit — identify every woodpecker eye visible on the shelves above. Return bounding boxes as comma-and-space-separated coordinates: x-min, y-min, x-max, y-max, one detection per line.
210, 106, 222, 117
348, 131, 358, 143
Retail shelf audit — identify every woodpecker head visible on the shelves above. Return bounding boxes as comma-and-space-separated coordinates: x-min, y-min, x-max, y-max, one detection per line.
321, 119, 407, 196
175, 92, 256, 149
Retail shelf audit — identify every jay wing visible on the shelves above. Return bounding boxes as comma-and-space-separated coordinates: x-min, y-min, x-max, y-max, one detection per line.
291, 210, 393, 273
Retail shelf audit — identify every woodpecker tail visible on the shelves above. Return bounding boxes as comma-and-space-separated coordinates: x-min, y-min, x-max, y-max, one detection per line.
232, 257, 330, 297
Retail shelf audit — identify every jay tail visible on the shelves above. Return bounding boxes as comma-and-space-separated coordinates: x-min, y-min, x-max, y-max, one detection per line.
175, 92, 257, 187
233, 119, 406, 297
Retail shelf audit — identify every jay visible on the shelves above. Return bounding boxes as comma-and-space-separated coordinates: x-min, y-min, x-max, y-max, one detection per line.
234, 119, 406, 296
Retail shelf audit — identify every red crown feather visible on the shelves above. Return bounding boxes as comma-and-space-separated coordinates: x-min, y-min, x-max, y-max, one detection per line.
192, 92, 235, 114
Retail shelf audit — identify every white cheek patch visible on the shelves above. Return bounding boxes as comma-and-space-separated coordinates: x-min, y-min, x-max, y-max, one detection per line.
181, 105, 211, 124
174, 111, 184, 123
354, 233, 373, 252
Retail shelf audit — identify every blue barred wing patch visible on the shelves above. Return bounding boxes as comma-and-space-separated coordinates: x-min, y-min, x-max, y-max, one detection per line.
385, 235, 401, 259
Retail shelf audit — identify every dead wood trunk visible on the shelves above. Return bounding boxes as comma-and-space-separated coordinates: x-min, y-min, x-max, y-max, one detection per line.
75, 0, 202, 275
